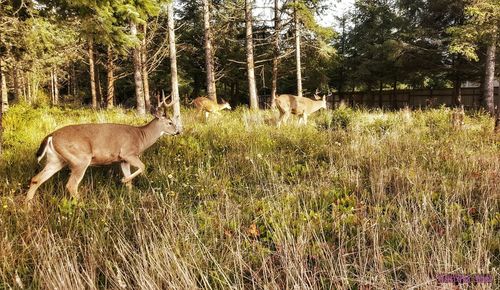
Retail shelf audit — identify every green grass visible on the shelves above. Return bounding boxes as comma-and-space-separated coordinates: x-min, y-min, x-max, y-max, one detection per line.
0, 103, 499, 289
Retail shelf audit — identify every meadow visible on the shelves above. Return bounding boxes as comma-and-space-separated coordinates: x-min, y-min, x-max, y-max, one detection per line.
0, 103, 498, 289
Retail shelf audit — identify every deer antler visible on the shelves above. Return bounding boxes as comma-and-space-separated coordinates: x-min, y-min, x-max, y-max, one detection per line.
161, 90, 175, 108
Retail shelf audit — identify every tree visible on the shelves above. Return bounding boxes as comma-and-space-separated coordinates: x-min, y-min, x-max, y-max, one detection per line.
203, 0, 217, 101
271, 0, 281, 108
0, 59, 7, 111
168, 2, 182, 129
106, 46, 115, 108
294, 0, 302, 97
449, 0, 499, 122
88, 38, 98, 108
245, 0, 258, 109
131, 22, 146, 115
141, 24, 152, 111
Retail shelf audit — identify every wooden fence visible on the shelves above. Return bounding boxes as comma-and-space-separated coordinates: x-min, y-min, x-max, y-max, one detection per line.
259, 87, 500, 109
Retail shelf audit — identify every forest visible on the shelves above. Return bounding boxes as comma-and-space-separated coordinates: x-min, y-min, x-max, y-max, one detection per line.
0, 0, 499, 289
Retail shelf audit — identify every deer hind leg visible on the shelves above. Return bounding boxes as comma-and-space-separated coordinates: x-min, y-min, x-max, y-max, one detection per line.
26, 155, 66, 204
66, 159, 91, 200
120, 162, 133, 190
121, 156, 145, 183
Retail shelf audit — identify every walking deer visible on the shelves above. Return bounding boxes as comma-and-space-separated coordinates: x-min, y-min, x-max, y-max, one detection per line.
191, 96, 231, 120
26, 97, 180, 204
275, 90, 327, 126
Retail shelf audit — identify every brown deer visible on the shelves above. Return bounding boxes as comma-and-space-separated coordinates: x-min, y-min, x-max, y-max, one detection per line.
275, 90, 327, 126
191, 96, 231, 120
26, 97, 180, 204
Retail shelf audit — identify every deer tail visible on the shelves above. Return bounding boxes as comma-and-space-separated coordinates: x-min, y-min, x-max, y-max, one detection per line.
36, 135, 52, 163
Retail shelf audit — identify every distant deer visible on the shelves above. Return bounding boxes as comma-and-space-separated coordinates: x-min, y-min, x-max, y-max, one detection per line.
190, 96, 231, 120
26, 97, 180, 204
275, 89, 327, 126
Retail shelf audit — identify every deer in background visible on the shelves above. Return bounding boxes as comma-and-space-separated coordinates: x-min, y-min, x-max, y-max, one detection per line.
275, 89, 327, 126
26, 97, 180, 204
191, 96, 231, 120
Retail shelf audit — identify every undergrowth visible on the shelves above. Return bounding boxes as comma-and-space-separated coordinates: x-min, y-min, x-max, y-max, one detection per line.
0, 103, 498, 289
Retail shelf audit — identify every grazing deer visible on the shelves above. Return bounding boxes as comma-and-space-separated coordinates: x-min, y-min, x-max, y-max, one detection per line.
275, 90, 327, 126
26, 98, 180, 204
191, 96, 231, 120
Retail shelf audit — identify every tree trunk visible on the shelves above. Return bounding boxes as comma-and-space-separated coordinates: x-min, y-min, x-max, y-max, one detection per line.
141, 24, 151, 111
245, 0, 258, 110
72, 63, 77, 96
1, 59, 8, 112
0, 59, 4, 155
294, 1, 302, 98
50, 69, 54, 104
496, 77, 500, 133
168, 3, 182, 130
270, 0, 281, 109
453, 76, 461, 107
203, 0, 217, 101
392, 80, 397, 109
13, 65, 21, 101
53, 67, 59, 105
106, 46, 115, 108
131, 22, 146, 115
88, 38, 97, 108
483, 35, 496, 116
96, 67, 103, 106
378, 81, 383, 107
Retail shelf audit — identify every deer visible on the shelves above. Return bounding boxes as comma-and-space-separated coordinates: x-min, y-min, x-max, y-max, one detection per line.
25, 97, 180, 204
190, 96, 231, 120
275, 89, 327, 126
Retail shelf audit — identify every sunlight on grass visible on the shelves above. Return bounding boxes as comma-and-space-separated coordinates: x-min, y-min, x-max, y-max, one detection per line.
0, 104, 498, 289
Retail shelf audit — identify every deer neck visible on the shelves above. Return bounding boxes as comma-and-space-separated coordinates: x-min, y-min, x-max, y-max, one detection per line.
309, 100, 325, 113
138, 119, 163, 151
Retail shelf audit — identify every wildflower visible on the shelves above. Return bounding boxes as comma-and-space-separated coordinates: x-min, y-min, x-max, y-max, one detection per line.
167, 174, 174, 179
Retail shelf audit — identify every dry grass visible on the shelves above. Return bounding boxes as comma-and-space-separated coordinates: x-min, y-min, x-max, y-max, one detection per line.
0, 103, 498, 289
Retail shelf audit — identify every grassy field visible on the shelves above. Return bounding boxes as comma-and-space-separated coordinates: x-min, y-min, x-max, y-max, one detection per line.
0, 103, 498, 289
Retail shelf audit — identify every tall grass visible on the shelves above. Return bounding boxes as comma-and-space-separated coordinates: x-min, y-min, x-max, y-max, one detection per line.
0, 103, 498, 289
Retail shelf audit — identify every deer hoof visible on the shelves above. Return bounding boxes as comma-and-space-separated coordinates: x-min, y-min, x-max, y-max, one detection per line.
121, 177, 130, 183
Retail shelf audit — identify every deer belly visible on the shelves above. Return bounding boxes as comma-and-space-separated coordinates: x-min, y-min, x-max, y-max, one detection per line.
90, 153, 120, 165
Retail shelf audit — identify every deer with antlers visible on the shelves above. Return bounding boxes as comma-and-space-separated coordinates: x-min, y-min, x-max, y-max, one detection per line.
25, 96, 180, 204
275, 89, 327, 126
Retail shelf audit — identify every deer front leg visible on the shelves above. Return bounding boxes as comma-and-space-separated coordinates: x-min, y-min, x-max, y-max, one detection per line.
121, 156, 145, 183
302, 113, 308, 125
120, 162, 133, 190
277, 111, 289, 127
66, 158, 91, 200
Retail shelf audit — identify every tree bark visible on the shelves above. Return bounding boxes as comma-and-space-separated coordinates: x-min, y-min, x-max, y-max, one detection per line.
88, 38, 97, 108
72, 63, 77, 96
141, 24, 151, 111
106, 46, 115, 108
245, 0, 258, 110
13, 65, 21, 101
270, 0, 281, 108
294, 0, 302, 98
0, 59, 4, 155
96, 66, 103, 106
131, 22, 146, 115
203, 0, 217, 101
1, 59, 8, 112
53, 67, 59, 105
483, 34, 496, 116
168, 3, 182, 130
453, 76, 461, 107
